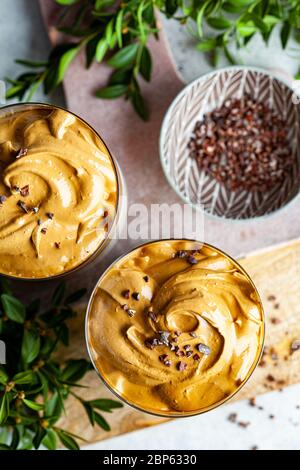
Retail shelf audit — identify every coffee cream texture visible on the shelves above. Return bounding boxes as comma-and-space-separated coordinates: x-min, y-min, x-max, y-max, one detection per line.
0, 106, 117, 278
88, 241, 264, 415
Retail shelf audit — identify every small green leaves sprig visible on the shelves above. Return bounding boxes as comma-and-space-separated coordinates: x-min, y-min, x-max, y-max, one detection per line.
5, 0, 300, 119
0, 280, 122, 450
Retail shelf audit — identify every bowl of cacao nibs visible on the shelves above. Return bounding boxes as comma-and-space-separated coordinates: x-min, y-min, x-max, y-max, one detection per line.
160, 66, 300, 220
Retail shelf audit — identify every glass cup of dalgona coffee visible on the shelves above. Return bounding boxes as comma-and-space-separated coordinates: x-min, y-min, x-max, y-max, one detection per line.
86, 239, 264, 417
0, 103, 126, 280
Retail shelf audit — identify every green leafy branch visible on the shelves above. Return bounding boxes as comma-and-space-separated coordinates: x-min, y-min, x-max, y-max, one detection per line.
5, 0, 300, 119
0, 280, 122, 450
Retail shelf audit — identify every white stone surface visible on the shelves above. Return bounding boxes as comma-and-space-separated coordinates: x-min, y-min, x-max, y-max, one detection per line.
1, 0, 300, 450
84, 384, 300, 450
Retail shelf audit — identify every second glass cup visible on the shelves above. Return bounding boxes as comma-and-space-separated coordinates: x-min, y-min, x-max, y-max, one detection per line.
86, 239, 265, 418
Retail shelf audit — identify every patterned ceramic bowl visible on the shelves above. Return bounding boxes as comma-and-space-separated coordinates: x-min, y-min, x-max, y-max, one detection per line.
160, 66, 300, 220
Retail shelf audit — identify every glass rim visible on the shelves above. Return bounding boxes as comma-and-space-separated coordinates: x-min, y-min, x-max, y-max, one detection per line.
0, 101, 122, 282
85, 238, 266, 418
159, 64, 300, 225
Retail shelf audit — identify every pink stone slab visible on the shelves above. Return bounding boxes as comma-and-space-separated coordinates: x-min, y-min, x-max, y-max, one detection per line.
39, 0, 300, 267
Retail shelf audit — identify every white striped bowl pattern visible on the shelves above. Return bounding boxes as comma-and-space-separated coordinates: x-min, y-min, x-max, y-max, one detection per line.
160, 66, 300, 220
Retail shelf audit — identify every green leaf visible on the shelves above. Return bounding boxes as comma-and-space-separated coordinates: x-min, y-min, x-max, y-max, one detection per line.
211, 47, 220, 67
26, 76, 44, 101
0, 444, 11, 450
137, 1, 146, 41
56, 429, 80, 450
43, 66, 58, 94
0, 367, 8, 385
23, 384, 43, 396
94, 411, 110, 431
207, 17, 232, 30
96, 84, 128, 99
42, 429, 57, 450
0, 427, 9, 444
52, 282, 66, 306
94, 0, 115, 10
56, 46, 80, 85
65, 288, 87, 304
281, 22, 291, 49
196, 2, 208, 37
140, 46, 152, 82
33, 426, 47, 450
105, 19, 114, 47
59, 323, 70, 346
1, 294, 25, 323
226, 0, 253, 6
56, 0, 79, 4
248, 13, 268, 33
89, 398, 123, 412
95, 38, 108, 63
26, 298, 40, 318
237, 21, 257, 37
130, 86, 149, 121
10, 427, 20, 450
165, 0, 178, 17
83, 402, 95, 426
21, 329, 40, 364
15, 59, 48, 68
0, 393, 9, 425
263, 15, 280, 28
116, 9, 123, 48
144, 3, 155, 24
45, 391, 63, 418
0, 279, 12, 295
85, 35, 99, 68
110, 68, 132, 85
60, 359, 91, 382
222, 2, 244, 13
13, 370, 35, 385
196, 38, 217, 52
10, 411, 37, 426
37, 371, 49, 401
107, 43, 139, 69
39, 336, 55, 358
23, 399, 44, 411
224, 45, 236, 64
44, 307, 74, 328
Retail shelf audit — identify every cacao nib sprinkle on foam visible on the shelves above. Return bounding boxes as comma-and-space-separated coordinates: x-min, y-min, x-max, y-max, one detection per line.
291, 339, 300, 353
20, 185, 29, 197
196, 343, 211, 355
127, 309, 136, 317
15, 147, 28, 159
177, 361, 187, 372
122, 289, 130, 299
159, 331, 170, 346
17, 200, 29, 213
186, 255, 198, 265
148, 310, 158, 322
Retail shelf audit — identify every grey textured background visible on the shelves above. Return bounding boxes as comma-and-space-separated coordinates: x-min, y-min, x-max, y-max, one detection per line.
1, 0, 300, 450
